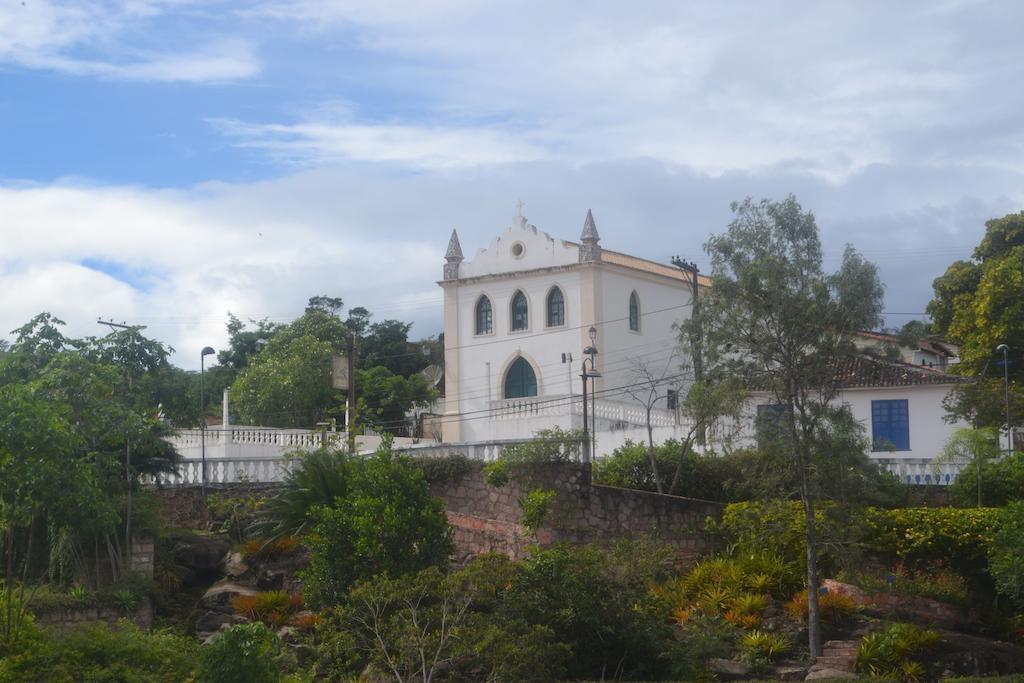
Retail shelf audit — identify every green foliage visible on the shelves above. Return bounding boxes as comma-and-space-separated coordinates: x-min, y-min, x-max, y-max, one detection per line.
988, 501, 1024, 610
594, 439, 757, 501
784, 589, 856, 625
837, 563, 970, 606
356, 365, 436, 434
207, 493, 265, 543
483, 427, 583, 488
939, 428, 1002, 506
257, 446, 352, 538
0, 621, 197, 683
231, 333, 337, 428
501, 541, 675, 680
951, 450, 1024, 507
197, 622, 282, 683
865, 506, 1000, 581
410, 452, 479, 482
739, 629, 792, 662
301, 445, 452, 606
715, 501, 869, 576
929, 212, 1024, 427
518, 488, 555, 532
856, 623, 942, 682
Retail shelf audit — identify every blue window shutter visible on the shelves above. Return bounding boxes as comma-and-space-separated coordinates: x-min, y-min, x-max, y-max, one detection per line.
871, 399, 910, 451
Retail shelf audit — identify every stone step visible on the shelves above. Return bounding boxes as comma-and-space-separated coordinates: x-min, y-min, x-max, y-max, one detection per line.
811, 656, 857, 672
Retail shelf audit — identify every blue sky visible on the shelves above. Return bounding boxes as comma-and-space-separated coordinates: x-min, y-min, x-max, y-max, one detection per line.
1, 1, 1022, 368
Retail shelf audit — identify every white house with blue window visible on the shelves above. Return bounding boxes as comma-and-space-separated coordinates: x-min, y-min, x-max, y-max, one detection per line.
438, 208, 708, 454
749, 356, 971, 485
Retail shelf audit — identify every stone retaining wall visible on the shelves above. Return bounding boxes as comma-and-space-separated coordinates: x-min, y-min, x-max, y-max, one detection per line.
150, 464, 722, 567
33, 598, 154, 631
430, 463, 722, 565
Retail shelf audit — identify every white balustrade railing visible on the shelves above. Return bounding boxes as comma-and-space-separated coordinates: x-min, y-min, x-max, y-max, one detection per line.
152, 438, 535, 487
488, 395, 678, 429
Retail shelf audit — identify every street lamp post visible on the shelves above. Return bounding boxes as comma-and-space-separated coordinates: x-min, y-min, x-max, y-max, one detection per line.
997, 344, 1012, 454
200, 346, 215, 496
580, 326, 601, 462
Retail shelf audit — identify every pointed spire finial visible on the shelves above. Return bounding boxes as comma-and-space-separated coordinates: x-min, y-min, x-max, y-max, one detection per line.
445, 229, 464, 261
579, 209, 602, 263
581, 208, 600, 242
444, 229, 463, 280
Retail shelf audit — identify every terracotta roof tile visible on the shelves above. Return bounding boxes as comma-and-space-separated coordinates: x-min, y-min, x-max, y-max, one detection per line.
834, 356, 970, 388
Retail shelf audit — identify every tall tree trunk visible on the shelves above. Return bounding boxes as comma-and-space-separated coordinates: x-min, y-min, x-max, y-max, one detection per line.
801, 466, 822, 659
646, 408, 664, 494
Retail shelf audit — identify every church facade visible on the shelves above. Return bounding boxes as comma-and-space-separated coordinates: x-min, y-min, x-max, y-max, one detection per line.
438, 209, 705, 453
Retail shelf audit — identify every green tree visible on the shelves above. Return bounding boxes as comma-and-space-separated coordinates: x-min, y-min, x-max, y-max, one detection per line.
699, 195, 884, 657
989, 501, 1024, 610
937, 427, 1001, 507
357, 366, 436, 435
196, 622, 281, 683
950, 450, 1024, 507
301, 443, 452, 605
231, 334, 338, 428
929, 211, 1024, 432
217, 313, 281, 372
0, 384, 83, 653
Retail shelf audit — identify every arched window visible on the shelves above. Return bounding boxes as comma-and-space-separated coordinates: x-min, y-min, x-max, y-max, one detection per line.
475, 296, 493, 335
628, 291, 640, 331
504, 357, 538, 398
510, 291, 529, 331
546, 287, 565, 327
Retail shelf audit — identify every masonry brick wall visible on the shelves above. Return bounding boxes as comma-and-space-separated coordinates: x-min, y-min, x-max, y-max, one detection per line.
33, 599, 154, 631
429, 462, 723, 566
150, 463, 722, 567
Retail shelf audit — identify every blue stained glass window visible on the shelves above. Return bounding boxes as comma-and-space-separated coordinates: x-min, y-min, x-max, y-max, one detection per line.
504, 357, 538, 398
475, 296, 492, 335
871, 399, 910, 451
546, 287, 565, 327
628, 292, 640, 331
511, 291, 529, 331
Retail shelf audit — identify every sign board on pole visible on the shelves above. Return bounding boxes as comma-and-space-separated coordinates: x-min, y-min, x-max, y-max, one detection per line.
331, 354, 349, 390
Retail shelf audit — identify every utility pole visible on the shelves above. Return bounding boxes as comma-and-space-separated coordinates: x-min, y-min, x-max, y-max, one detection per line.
98, 318, 142, 572
672, 257, 704, 445
347, 333, 357, 453
997, 344, 1012, 454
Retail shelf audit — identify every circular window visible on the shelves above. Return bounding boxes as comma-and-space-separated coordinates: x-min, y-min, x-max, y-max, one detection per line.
511, 242, 525, 258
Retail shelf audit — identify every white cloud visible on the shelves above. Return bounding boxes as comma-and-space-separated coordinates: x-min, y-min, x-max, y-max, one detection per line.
0, 1, 260, 82
211, 118, 549, 169
3, 158, 1021, 369
226, 1, 1024, 180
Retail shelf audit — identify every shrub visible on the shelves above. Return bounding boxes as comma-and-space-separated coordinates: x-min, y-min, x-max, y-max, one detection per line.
232, 590, 303, 624
518, 487, 556, 532
256, 446, 352, 538
593, 441, 763, 501
856, 622, 941, 682
715, 501, 867, 575
865, 506, 1000, 582
837, 563, 971, 606
197, 622, 281, 683
208, 493, 265, 543
411, 452, 479, 482
0, 621, 197, 682
740, 629, 792, 662
951, 450, 1024, 507
784, 589, 856, 625
484, 427, 583, 487
301, 447, 452, 605
243, 535, 299, 560
989, 501, 1024, 609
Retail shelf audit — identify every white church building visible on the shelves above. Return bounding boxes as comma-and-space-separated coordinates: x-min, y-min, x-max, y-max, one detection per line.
436, 209, 972, 484
439, 209, 704, 456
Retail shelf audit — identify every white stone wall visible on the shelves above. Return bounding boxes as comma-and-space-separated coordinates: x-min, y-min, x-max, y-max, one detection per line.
740, 384, 968, 484
594, 266, 693, 405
